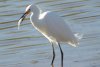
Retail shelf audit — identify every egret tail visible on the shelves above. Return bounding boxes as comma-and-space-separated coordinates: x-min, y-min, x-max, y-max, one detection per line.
67, 33, 83, 47
74, 33, 83, 41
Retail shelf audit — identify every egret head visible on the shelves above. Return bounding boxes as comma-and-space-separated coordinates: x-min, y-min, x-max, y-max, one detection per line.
18, 4, 33, 29
18, 4, 40, 29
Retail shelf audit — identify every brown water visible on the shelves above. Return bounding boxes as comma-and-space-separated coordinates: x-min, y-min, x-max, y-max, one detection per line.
0, 0, 100, 67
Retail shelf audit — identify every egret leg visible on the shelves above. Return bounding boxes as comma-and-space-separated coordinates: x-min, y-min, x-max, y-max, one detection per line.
58, 43, 63, 67
51, 43, 55, 67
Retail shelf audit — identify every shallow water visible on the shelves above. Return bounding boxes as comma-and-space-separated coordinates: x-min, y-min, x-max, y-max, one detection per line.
0, 0, 100, 67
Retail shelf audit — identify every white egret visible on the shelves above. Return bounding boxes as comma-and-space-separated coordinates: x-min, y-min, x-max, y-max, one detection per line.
18, 4, 82, 67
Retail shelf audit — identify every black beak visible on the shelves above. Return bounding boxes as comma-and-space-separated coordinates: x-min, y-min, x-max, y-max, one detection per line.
18, 12, 26, 29
18, 9, 30, 29
19, 13, 26, 22
18, 13, 26, 29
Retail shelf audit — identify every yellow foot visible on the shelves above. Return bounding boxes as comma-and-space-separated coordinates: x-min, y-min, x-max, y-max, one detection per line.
51, 64, 54, 67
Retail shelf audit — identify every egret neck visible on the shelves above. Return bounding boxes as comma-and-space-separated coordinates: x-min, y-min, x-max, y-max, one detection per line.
30, 5, 40, 27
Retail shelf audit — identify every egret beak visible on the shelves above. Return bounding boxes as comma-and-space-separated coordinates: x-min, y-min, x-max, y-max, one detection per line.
18, 9, 30, 30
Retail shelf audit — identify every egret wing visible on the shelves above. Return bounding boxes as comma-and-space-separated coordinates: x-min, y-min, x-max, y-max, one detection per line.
39, 12, 78, 46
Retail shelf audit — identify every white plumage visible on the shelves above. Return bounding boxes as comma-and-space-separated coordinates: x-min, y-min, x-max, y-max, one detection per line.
34, 11, 78, 47
18, 4, 82, 67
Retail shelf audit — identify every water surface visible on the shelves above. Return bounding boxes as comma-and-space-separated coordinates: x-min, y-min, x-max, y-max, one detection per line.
0, 0, 100, 67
